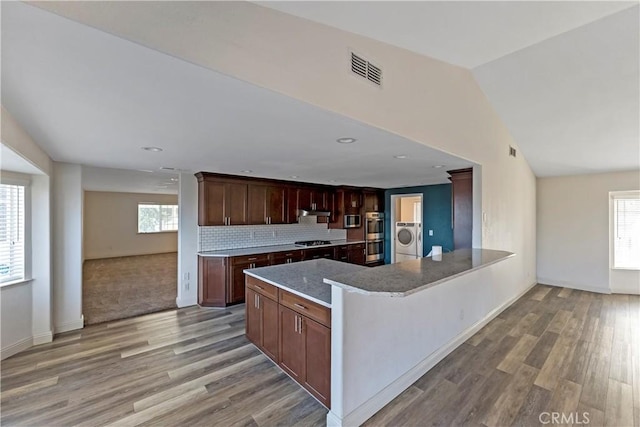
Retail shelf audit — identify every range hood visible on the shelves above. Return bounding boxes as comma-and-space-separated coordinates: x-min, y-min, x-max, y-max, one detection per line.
298, 208, 331, 218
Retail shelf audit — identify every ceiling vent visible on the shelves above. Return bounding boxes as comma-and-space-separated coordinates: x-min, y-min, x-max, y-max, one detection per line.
351, 52, 382, 86
509, 146, 517, 158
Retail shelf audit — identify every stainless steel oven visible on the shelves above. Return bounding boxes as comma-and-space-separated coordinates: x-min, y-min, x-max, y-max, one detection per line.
366, 239, 384, 262
365, 212, 384, 240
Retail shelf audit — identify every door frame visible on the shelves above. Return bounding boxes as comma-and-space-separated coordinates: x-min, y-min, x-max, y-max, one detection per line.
390, 193, 423, 264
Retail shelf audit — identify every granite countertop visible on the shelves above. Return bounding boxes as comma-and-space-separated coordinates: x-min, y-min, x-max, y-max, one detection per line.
244, 259, 367, 308
324, 248, 514, 297
198, 239, 365, 257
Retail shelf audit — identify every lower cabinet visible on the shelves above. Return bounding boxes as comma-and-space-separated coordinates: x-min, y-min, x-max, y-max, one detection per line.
245, 277, 331, 408
245, 287, 279, 361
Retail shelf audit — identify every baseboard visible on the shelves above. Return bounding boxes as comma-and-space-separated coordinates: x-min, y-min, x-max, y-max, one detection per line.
54, 315, 84, 333
329, 280, 537, 427
537, 278, 611, 295
176, 297, 198, 308
1, 336, 33, 360
610, 286, 640, 295
32, 330, 53, 345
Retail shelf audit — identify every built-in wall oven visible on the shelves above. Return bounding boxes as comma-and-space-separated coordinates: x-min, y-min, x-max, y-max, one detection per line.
365, 212, 384, 263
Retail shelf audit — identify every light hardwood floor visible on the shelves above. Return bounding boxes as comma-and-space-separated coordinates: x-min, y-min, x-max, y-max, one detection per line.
1, 284, 638, 426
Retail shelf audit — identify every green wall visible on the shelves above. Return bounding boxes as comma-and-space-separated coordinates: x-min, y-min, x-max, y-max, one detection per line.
384, 184, 453, 264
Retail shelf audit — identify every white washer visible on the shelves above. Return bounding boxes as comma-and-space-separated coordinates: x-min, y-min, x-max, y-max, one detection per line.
395, 222, 421, 262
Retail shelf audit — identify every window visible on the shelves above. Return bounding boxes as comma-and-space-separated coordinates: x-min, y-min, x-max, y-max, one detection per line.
138, 204, 178, 233
0, 183, 25, 283
612, 191, 640, 270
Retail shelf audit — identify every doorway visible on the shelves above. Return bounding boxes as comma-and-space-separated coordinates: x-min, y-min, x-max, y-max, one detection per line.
390, 193, 423, 264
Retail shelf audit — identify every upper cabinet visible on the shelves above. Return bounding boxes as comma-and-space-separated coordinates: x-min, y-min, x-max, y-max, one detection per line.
364, 190, 385, 212
196, 172, 381, 227
447, 168, 473, 249
248, 185, 287, 225
197, 176, 248, 226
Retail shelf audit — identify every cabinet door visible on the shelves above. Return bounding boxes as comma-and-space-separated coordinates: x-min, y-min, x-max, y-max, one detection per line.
247, 185, 267, 225
279, 306, 305, 381
285, 188, 299, 224
298, 188, 313, 211
303, 317, 331, 407
200, 181, 226, 226
334, 245, 349, 263
245, 288, 261, 345
198, 257, 226, 306
348, 247, 366, 265
225, 183, 248, 225
266, 186, 286, 224
229, 263, 249, 304
448, 169, 473, 249
261, 296, 279, 361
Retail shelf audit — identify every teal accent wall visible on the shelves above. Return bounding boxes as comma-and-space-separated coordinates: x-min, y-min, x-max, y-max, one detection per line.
384, 184, 453, 264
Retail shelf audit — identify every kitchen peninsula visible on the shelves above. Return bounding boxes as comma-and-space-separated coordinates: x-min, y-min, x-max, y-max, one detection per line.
243, 248, 516, 426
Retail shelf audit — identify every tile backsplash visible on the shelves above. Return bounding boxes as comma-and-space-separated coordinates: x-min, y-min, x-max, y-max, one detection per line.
198, 216, 347, 251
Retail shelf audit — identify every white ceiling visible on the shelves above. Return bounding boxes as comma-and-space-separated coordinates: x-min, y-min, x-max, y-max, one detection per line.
82, 166, 178, 195
258, 1, 635, 69
258, 1, 640, 177
1, 144, 44, 175
1, 2, 473, 190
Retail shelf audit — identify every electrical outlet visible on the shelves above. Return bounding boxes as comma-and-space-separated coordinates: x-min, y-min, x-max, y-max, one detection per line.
428, 229, 433, 236
185, 282, 190, 291
272, 231, 277, 237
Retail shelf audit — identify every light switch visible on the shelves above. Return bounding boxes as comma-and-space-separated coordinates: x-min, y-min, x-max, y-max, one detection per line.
428, 230, 433, 236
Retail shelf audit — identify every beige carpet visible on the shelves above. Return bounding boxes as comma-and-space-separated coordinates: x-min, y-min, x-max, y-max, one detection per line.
83, 252, 178, 325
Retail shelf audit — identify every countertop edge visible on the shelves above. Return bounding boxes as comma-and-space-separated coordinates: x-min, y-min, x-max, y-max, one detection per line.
323, 252, 516, 296
199, 240, 366, 258
244, 270, 332, 309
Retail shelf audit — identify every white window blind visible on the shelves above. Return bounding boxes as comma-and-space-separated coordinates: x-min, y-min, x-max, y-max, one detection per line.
613, 195, 640, 269
138, 204, 178, 233
0, 184, 25, 283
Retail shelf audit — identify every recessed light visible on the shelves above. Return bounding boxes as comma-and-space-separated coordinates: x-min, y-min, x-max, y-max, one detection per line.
289, 175, 299, 179
241, 170, 253, 173
141, 146, 163, 152
394, 155, 408, 159
328, 179, 337, 183
170, 177, 179, 181
160, 166, 176, 171
432, 165, 444, 168
337, 137, 357, 144
137, 169, 154, 173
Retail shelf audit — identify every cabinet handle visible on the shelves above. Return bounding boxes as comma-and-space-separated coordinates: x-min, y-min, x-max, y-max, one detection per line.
254, 284, 263, 290
294, 303, 307, 310
254, 293, 257, 308
257, 294, 260, 309
298, 317, 303, 334
248, 257, 257, 261
294, 315, 298, 332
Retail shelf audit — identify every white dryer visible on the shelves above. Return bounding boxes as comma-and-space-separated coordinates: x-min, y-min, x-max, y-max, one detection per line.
395, 222, 421, 262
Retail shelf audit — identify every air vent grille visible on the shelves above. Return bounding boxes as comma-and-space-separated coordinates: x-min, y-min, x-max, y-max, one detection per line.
509, 146, 517, 157
351, 52, 382, 86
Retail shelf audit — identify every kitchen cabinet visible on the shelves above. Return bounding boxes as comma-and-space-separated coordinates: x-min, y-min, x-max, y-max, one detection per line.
198, 257, 226, 306
197, 178, 248, 226
364, 190, 385, 212
279, 305, 306, 382
286, 188, 300, 224
229, 255, 270, 304
331, 188, 363, 229
271, 250, 304, 265
245, 278, 279, 361
448, 168, 473, 249
303, 247, 334, 261
248, 184, 287, 225
334, 243, 366, 265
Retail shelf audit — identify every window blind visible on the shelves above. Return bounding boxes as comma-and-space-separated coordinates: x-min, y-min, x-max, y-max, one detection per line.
138, 204, 178, 233
613, 197, 640, 269
0, 184, 25, 283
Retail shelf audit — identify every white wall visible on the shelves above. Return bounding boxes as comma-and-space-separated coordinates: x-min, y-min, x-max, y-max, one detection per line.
52, 162, 84, 332
537, 170, 640, 294
329, 256, 530, 426
83, 191, 178, 259
399, 196, 421, 222
177, 172, 198, 307
1, 107, 54, 358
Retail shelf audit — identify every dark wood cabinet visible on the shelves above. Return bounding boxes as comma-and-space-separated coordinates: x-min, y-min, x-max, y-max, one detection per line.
364, 190, 385, 212
248, 185, 287, 225
246, 287, 279, 361
279, 305, 306, 382
197, 178, 248, 226
303, 317, 331, 405
448, 168, 473, 249
286, 188, 300, 224
198, 257, 226, 306
271, 250, 304, 265
229, 255, 269, 304
303, 247, 335, 261
334, 243, 365, 265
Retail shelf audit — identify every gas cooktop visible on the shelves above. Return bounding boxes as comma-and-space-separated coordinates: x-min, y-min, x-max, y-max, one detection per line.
294, 240, 332, 247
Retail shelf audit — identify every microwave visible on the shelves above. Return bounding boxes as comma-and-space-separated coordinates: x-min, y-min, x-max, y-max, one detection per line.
344, 214, 361, 229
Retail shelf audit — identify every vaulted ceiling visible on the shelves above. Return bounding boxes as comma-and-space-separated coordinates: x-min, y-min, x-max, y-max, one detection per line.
2, 1, 638, 189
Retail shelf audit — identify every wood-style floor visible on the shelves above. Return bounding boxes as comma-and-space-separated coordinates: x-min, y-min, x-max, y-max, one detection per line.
1, 284, 638, 426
